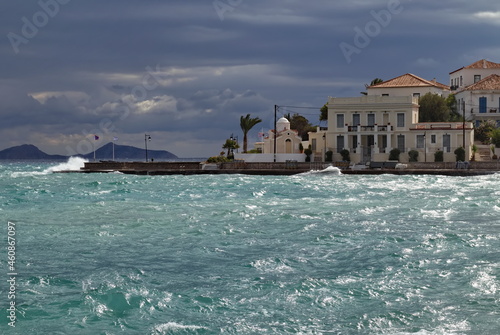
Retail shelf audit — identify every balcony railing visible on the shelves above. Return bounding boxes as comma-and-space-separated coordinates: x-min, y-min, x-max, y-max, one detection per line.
347, 125, 393, 132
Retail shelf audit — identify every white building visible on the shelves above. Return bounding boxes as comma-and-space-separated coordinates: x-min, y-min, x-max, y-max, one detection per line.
323, 96, 473, 163
240, 117, 306, 162
450, 59, 500, 91
451, 60, 500, 126
367, 73, 450, 98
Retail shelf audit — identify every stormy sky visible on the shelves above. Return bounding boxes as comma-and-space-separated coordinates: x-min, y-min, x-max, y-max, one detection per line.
1, 0, 499, 157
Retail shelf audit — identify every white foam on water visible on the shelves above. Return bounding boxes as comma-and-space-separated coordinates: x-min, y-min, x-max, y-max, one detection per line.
297, 165, 343, 176
10, 156, 88, 178
44, 156, 88, 173
151, 322, 208, 334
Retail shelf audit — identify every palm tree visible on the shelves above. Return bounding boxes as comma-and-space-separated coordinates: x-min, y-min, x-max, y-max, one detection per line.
240, 114, 262, 153
361, 78, 384, 95
222, 139, 239, 158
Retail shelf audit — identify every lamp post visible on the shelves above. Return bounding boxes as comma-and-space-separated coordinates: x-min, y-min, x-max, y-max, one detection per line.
145, 134, 151, 162
323, 133, 326, 162
424, 131, 427, 162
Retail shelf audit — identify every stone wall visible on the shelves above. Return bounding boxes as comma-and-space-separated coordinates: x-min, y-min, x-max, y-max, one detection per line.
82, 161, 202, 171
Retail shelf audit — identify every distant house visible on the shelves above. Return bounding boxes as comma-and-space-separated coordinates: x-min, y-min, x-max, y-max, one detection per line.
322, 95, 473, 163
367, 73, 450, 98
450, 59, 500, 126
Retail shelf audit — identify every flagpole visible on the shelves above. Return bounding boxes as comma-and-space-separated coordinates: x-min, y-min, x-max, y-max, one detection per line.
112, 141, 115, 161
93, 141, 96, 162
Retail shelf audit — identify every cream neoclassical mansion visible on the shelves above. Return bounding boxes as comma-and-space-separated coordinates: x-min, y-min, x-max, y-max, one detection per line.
240, 59, 500, 163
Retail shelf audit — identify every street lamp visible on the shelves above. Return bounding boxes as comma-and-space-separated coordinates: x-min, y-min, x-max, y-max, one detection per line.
424, 132, 427, 162
323, 133, 326, 162
145, 134, 151, 162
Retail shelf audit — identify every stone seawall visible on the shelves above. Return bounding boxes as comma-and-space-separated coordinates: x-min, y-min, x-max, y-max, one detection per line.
77, 160, 500, 176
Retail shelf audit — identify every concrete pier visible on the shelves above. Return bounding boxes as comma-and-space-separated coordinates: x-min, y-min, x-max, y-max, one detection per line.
59, 161, 500, 176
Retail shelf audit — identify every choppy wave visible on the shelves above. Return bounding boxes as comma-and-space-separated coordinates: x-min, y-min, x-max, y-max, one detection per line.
297, 165, 342, 176
1, 164, 500, 334
9, 157, 87, 177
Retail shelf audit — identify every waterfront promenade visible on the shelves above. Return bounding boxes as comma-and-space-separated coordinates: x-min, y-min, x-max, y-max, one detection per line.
68, 161, 500, 176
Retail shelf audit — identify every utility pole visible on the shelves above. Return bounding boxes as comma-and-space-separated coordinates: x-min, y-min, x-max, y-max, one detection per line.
274, 105, 277, 162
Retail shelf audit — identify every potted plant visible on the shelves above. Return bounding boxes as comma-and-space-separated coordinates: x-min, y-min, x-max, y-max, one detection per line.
325, 150, 333, 162
434, 150, 443, 162
470, 144, 477, 161
340, 149, 350, 162
408, 150, 419, 162
389, 148, 401, 161
304, 145, 313, 162
454, 147, 465, 162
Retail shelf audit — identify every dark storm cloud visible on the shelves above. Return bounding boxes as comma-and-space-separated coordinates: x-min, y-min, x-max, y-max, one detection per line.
1, 0, 499, 156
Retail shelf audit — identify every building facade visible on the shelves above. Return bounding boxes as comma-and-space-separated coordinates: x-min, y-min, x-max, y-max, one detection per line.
324, 96, 473, 163
451, 59, 500, 125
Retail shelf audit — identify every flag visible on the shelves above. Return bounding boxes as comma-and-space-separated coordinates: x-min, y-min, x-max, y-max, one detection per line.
113, 137, 118, 141
94, 135, 99, 140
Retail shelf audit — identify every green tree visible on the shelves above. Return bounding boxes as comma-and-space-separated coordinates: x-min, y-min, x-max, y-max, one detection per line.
490, 128, 500, 148
284, 113, 316, 140
475, 120, 496, 143
222, 139, 239, 158
320, 104, 328, 121
240, 114, 262, 153
361, 78, 384, 95
445, 93, 459, 119
418, 93, 450, 122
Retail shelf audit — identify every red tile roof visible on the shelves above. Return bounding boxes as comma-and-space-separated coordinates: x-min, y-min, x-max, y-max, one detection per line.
450, 59, 500, 74
368, 73, 449, 90
460, 74, 500, 91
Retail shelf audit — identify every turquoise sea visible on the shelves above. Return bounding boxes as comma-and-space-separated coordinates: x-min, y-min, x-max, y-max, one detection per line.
1, 159, 499, 334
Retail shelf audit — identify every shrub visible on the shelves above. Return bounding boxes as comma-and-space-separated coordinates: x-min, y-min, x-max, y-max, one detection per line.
325, 150, 333, 162
304, 147, 313, 162
408, 150, 419, 162
206, 156, 230, 163
389, 148, 401, 161
340, 149, 350, 161
475, 120, 496, 143
490, 128, 500, 148
454, 147, 465, 162
434, 150, 443, 162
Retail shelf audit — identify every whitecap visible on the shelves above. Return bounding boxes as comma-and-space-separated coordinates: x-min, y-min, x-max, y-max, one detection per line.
151, 322, 208, 334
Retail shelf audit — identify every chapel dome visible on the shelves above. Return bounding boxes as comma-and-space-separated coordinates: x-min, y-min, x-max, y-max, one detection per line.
276, 117, 290, 132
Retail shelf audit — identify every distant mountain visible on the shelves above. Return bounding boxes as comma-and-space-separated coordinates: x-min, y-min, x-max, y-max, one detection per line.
0, 144, 67, 160
0, 143, 178, 160
81, 142, 178, 160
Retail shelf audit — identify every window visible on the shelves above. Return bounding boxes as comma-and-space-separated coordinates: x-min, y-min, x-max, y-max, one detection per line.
474, 75, 481, 83
312, 139, 317, 151
397, 135, 405, 153
413, 93, 420, 99
382, 94, 389, 96
443, 134, 451, 153
431, 135, 436, 144
460, 76, 463, 87
367, 114, 375, 126
397, 113, 405, 127
353, 113, 360, 126
479, 97, 487, 113
416, 135, 425, 149
336, 136, 344, 153
336, 114, 344, 128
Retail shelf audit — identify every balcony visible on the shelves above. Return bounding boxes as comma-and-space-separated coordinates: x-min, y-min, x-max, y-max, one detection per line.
347, 125, 393, 132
